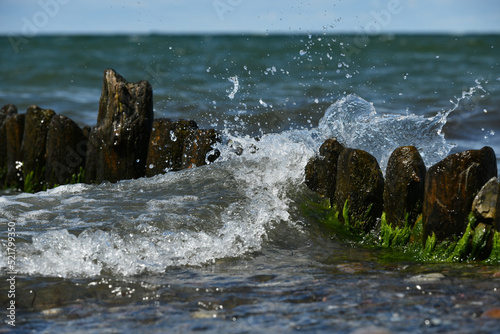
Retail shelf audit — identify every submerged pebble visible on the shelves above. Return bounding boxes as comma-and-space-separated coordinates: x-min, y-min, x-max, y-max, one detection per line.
481, 308, 500, 319
406, 273, 445, 283
350, 326, 392, 334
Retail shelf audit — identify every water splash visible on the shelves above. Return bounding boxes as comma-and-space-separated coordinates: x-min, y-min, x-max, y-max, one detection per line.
1, 126, 317, 277
227, 75, 239, 100
317, 94, 459, 171
0, 83, 489, 278
446, 79, 487, 118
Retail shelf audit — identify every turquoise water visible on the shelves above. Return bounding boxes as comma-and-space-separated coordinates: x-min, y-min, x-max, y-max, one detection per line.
1, 34, 500, 333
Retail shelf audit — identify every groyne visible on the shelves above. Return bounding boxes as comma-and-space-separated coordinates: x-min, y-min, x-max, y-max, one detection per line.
0, 69, 221, 192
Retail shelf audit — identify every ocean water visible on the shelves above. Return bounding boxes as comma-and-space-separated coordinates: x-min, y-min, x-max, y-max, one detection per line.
1, 34, 500, 333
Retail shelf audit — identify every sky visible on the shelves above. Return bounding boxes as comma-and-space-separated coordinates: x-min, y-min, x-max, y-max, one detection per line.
0, 0, 499, 35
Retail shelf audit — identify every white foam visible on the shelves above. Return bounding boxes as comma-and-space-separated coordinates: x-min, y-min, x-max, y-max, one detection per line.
3, 126, 318, 278
60, 195, 98, 205
41, 183, 91, 196
0, 196, 33, 208
147, 196, 199, 209
1, 93, 463, 278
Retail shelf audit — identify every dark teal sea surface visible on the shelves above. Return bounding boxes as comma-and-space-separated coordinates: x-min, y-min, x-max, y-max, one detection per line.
1, 34, 500, 333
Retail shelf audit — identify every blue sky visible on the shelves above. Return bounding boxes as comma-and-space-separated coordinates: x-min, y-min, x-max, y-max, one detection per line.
1, 0, 499, 35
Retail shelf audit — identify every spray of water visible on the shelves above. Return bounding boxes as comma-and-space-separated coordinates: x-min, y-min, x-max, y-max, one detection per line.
317, 82, 487, 171
0, 82, 487, 278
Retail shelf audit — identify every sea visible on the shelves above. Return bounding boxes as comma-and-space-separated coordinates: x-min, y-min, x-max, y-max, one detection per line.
0, 34, 499, 333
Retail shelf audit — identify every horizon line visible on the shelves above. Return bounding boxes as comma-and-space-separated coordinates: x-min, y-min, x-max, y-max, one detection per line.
2, 30, 500, 38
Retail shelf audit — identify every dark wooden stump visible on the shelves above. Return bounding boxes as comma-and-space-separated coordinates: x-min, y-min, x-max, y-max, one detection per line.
334, 148, 385, 231
46, 115, 88, 187
21, 105, 56, 192
384, 146, 426, 228
85, 68, 154, 183
423, 147, 497, 242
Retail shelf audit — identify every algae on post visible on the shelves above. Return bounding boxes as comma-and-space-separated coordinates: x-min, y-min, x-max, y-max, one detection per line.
306, 198, 500, 264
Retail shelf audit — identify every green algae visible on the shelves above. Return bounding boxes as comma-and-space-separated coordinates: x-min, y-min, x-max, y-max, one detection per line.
71, 166, 85, 184
304, 198, 500, 264
301, 198, 363, 243
23, 166, 49, 193
342, 199, 350, 228
379, 212, 412, 248
485, 232, 500, 264
21, 166, 85, 193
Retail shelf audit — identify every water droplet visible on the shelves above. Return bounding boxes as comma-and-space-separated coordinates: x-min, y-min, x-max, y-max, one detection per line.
228, 76, 239, 100
299, 50, 307, 56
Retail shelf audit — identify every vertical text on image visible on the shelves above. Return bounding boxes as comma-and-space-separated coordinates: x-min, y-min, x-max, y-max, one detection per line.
6, 221, 17, 327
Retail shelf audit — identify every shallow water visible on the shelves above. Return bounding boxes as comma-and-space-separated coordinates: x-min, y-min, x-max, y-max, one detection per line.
1, 34, 500, 332
4, 239, 500, 333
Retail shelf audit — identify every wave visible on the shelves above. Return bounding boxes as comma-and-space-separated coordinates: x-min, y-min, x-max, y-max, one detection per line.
0, 93, 469, 277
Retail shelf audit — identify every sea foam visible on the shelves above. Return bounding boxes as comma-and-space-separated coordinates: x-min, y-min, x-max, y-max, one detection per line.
0, 94, 463, 277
